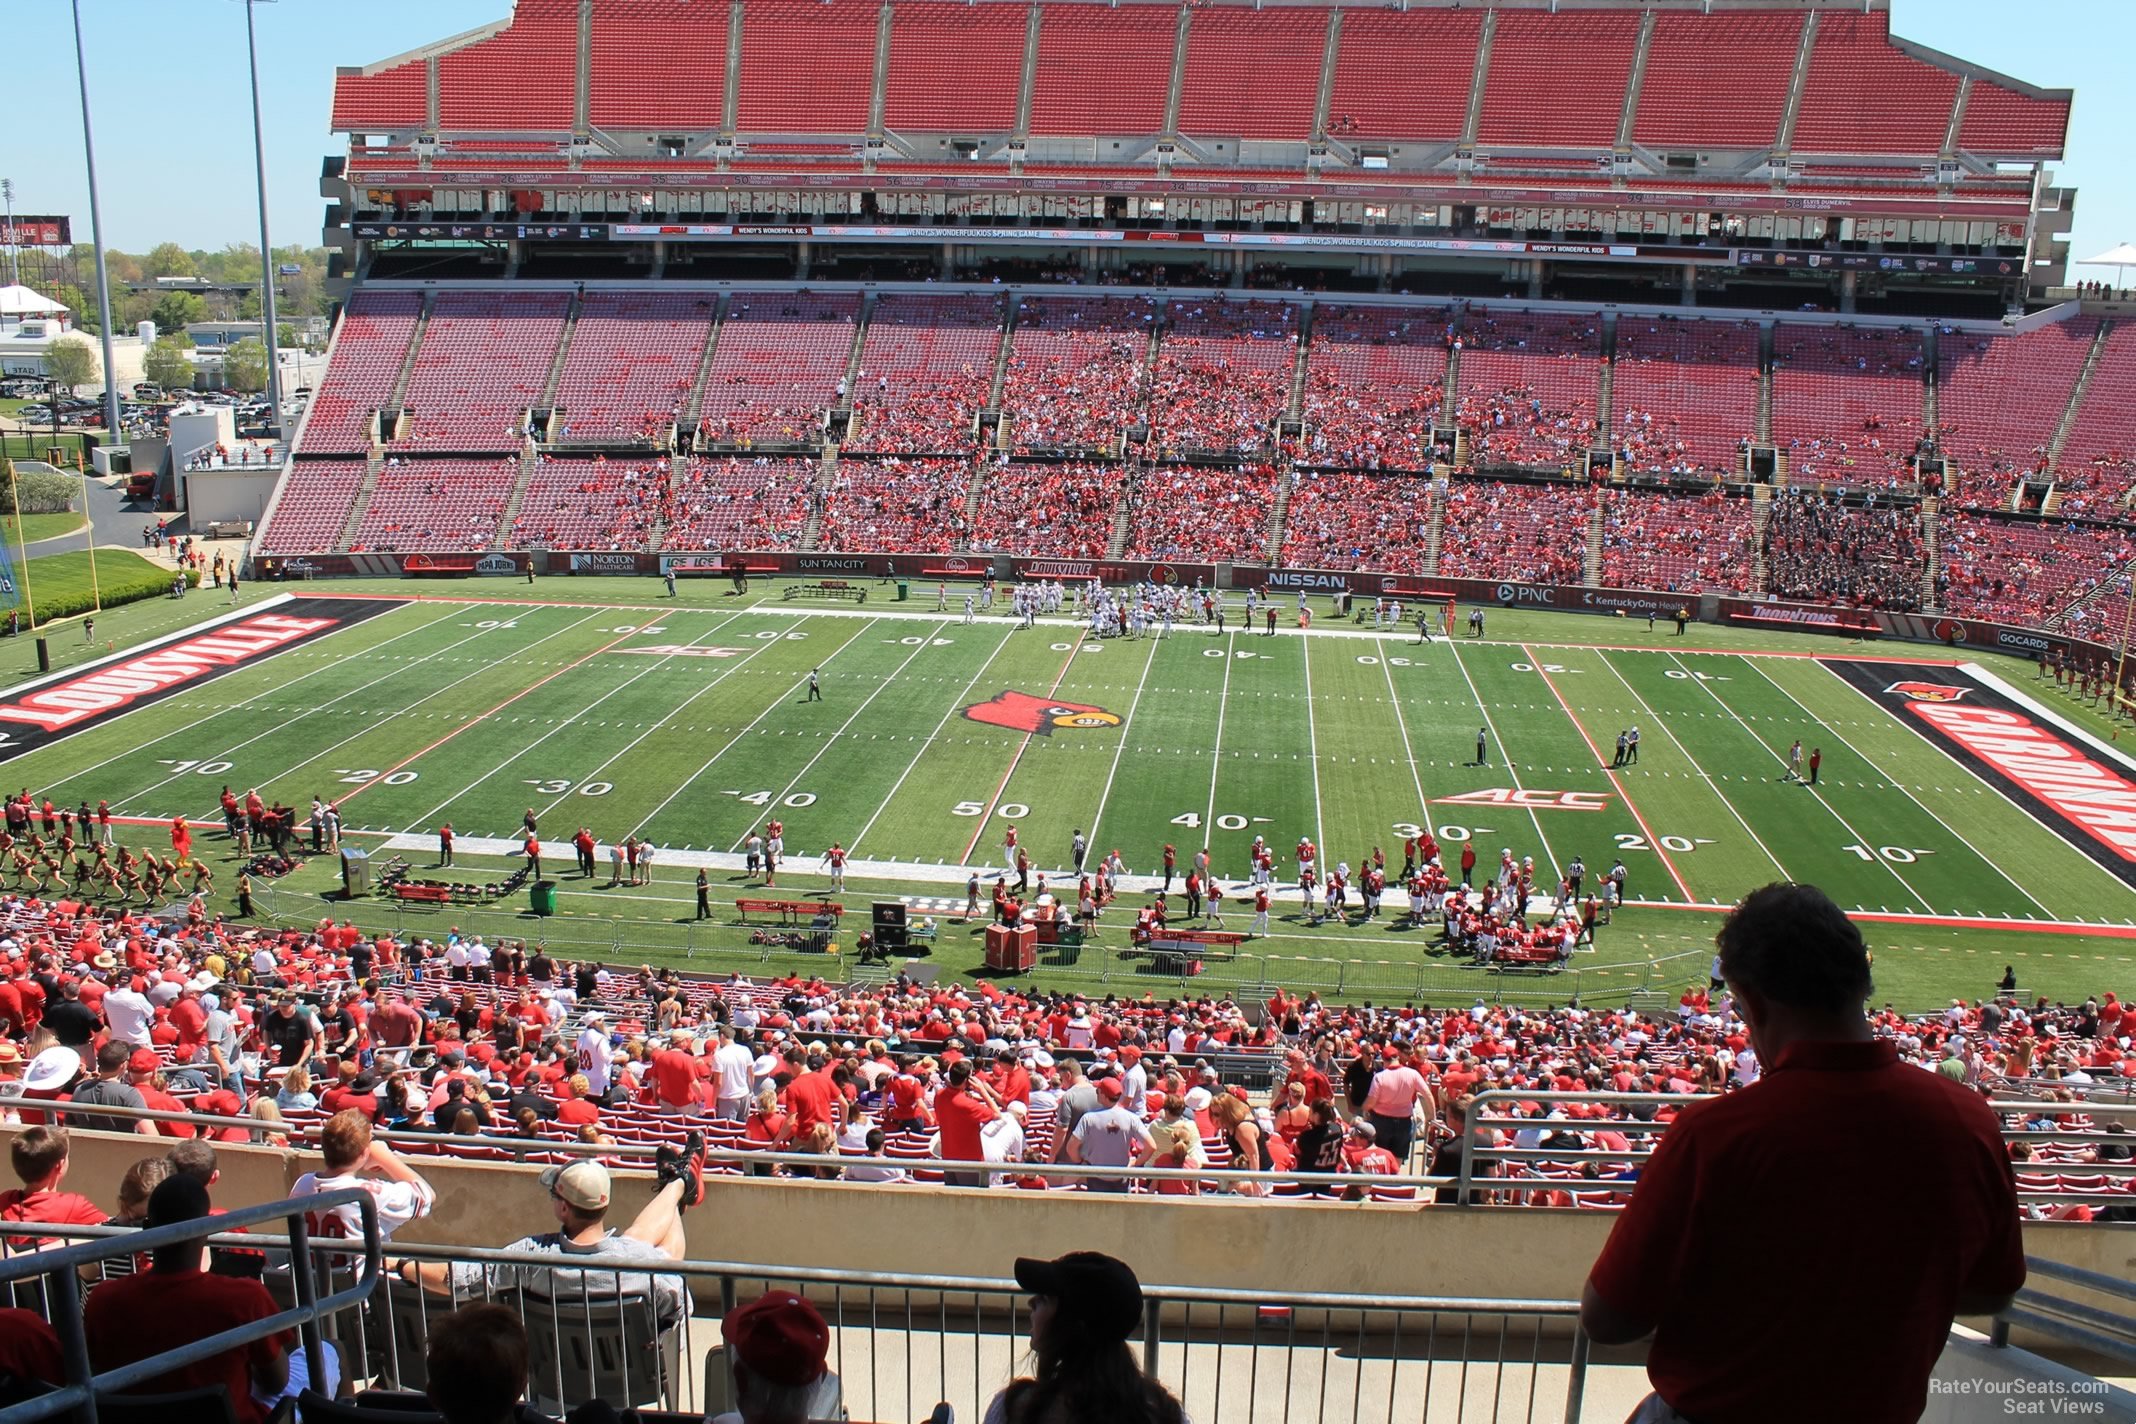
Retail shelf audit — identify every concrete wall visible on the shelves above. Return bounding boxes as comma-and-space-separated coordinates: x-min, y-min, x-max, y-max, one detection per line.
183, 467, 280, 527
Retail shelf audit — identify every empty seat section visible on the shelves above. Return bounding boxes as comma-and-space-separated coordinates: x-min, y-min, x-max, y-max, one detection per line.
2055, 323, 2136, 517
331, 63, 426, 130
969, 462, 1126, 559
818, 457, 975, 552
258, 461, 366, 555
1124, 464, 1279, 562
1632, 12, 1800, 149
1454, 311, 1603, 473
589, 0, 727, 129
2054, 565, 2136, 648
1598, 488, 1752, 593
437, 0, 577, 129
1438, 480, 1589, 585
1792, 11, 1958, 156
1762, 492, 1924, 610
301, 292, 422, 455
1278, 472, 1434, 573
1771, 324, 1923, 487
512, 454, 667, 550
1149, 299, 1298, 457
661, 456, 817, 551
1030, 5, 1174, 136
553, 293, 716, 446
698, 293, 860, 448
351, 458, 517, 551
1936, 319, 2096, 509
1940, 512, 2136, 626
738, 1, 874, 132
1004, 295, 1155, 454
1301, 304, 1451, 472
1478, 13, 1640, 148
393, 292, 569, 451
846, 295, 1005, 455
1611, 318, 1760, 478
1325, 10, 1479, 142
886, 3, 1025, 132
1958, 82, 2072, 158
1179, 9, 1323, 140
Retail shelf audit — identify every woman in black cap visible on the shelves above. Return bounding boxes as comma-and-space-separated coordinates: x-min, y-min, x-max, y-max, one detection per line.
986, 1252, 1186, 1424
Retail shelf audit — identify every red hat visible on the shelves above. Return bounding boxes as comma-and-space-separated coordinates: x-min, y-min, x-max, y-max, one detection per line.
127, 1048, 160, 1075
1120, 1045, 1142, 1064
199, 1089, 243, 1116
1095, 1078, 1123, 1104
721, 1291, 829, 1388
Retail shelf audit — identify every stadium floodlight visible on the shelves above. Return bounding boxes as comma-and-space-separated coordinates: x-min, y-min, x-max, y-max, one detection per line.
239, 0, 285, 438
1, 180, 19, 288
67, 0, 123, 446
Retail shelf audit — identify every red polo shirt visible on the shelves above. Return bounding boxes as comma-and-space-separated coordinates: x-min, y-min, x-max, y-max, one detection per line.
1585, 1038, 2024, 1424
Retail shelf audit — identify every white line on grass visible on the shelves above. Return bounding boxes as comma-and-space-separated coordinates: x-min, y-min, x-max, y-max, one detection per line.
1756, 657, 2061, 919
394, 609, 779, 833
1589, 649, 1792, 882
526, 610, 785, 829
1299, 630, 1326, 852
723, 620, 951, 852
625, 617, 879, 839
960, 633, 1086, 864
1663, 650, 1934, 913
1374, 636, 1429, 814
1444, 641, 1560, 881
1082, 634, 1162, 868
46, 600, 470, 799
848, 623, 1020, 858
1204, 629, 1235, 837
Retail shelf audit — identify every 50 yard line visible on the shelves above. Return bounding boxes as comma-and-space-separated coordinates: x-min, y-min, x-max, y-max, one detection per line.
848, 622, 1020, 859
960, 631, 1087, 864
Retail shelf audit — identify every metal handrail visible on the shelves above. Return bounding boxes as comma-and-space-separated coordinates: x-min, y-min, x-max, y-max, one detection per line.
1992, 1257, 2136, 1367
0, 1188, 380, 1424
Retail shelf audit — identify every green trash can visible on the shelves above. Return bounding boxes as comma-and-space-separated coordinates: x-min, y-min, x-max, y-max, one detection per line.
530, 879, 558, 916
895, 579, 909, 602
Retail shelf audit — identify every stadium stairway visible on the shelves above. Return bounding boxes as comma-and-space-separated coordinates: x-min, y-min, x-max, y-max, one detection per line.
538, 292, 583, 417
1260, 469, 1292, 563
1583, 496, 1605, 584
1423, 480, 1448, 575
1286, 302, 1315, 426
2047, 319, 2113, 476
986, 299, 1018, 425
1755, 329, 1776, 444
1920, 497, 1943, 611
1749, 483, 1772, 589
1107, 468, 1140, 557
386, 295, 434, 429
833, 293, 878, 446
801, 449, 838, 550
961, 458, 991, 533
493, 452, 540, 550
336, 454, 385, 553
679, 294, 728, 441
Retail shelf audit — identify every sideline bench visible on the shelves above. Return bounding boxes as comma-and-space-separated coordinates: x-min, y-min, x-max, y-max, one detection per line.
1485, 941, 1567, 972
735, 897, 845, 926
782, 581, 868, 604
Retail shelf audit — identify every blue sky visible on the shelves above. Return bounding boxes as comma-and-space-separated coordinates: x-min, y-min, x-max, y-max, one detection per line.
3, 0, 2129, 266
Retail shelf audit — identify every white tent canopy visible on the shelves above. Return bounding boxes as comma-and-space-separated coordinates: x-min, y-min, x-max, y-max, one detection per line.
2080, 243, 2136, 267
0, 284, 68, 318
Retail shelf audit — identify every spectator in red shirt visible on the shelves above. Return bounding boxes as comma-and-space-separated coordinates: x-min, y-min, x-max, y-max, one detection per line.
647, 1031, 703, 1115
0, 1126, 107, 1246
557, 1075, 602, 1127
780, 1053, 845, 1144
934, 1060, 1003, 1189
84, 1174, 291, 1424
1582, 883, 2026, 1424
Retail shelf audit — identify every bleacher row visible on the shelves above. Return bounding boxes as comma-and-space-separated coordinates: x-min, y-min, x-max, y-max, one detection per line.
330, 2, 2066, 162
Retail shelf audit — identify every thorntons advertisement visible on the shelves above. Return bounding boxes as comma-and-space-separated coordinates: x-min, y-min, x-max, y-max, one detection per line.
0, 600, 402, 760
1831, 660, 2136, 889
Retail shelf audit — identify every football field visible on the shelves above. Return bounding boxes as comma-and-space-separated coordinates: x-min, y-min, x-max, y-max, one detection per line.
2, 587, 2132, 1006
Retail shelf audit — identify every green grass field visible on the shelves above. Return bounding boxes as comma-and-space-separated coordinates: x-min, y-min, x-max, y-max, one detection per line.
0, 580, 2130, 1011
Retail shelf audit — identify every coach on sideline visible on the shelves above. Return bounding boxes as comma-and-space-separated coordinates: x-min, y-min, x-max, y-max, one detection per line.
1578, 882, 2024, 1424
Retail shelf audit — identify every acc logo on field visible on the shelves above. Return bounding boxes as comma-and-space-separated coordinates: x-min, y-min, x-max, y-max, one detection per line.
1886, 680, 1970, 703
963, 690, 1123, 736
1434, 788, 1609, 811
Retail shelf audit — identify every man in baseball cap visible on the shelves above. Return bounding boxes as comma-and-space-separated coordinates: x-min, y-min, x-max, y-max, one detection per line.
714, 1290, 831, 1423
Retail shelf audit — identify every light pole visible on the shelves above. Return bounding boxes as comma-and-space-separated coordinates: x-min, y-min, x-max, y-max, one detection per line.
241, 0, 285, 438
67, 0, 122, 447
0, 180, 19, 288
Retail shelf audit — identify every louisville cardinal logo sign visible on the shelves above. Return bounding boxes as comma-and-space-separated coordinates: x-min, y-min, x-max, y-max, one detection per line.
1885, 681, 1970, 703
963, 690, 1124, 735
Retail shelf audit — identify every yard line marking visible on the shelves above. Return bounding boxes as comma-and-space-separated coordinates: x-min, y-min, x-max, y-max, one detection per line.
1299, 630, 1326, 853
1663, 650, 1935, 913
355, 616, 729, 820
960, 632, 1086, 864
1760, 657, 2064, 919
525, 610, 777, 828
628, 617, 878, 838
1082, 634, 1163, 866
1588, 649, 1792, 883
1374, 636, 1430, 814
1522, 645, 1690, 902
724, 620, 951, 852
1445, 641, 1559, 881
850, 623, 1020, 858
44, 600, 467, 798
1204, 630, 1235, 839
190, 609, 614, 814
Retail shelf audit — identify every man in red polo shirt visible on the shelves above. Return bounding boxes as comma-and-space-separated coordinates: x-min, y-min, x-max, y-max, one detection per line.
934, 1060, 1002, 1189
1581, 883, 2024, 1424
647, 1031, 704, 1116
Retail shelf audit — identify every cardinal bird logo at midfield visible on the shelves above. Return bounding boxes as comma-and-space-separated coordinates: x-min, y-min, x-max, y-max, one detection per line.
1885, 681, 1971, 703
962, 690, 1124, 735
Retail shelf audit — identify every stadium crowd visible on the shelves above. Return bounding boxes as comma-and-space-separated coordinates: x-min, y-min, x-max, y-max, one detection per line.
1759, 490, 1927, 611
